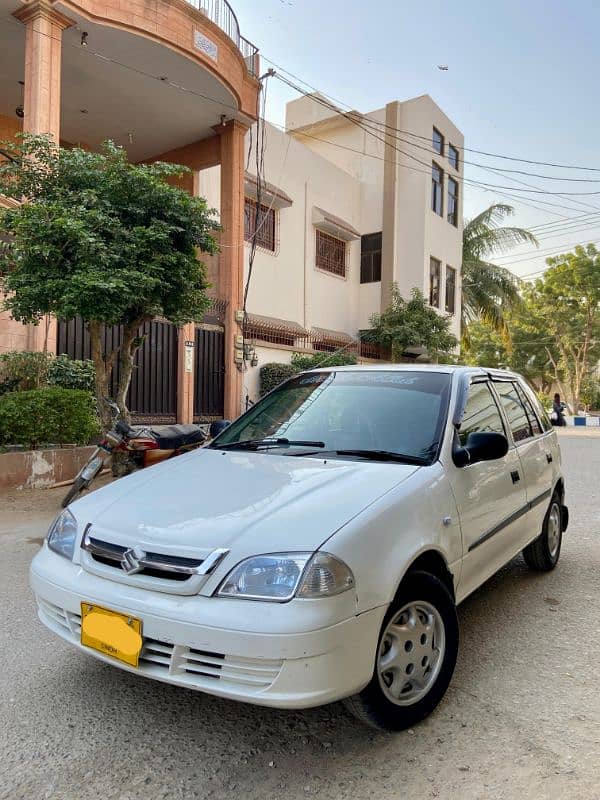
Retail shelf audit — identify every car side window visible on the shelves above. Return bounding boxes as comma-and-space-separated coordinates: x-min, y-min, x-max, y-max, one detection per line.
493, 381, 533, 443
520, 381, 552, 432
515, 383, 543, 436
459, 382, 506, 446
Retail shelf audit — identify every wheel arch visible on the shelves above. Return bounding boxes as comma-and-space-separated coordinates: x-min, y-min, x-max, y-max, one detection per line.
394, 548, 456, 603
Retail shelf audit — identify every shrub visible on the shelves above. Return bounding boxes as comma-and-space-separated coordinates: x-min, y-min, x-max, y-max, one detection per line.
48, 353, 96, 392
259, 362, 297, 396
290, 352, 357, 372
0, 351, 52, 392
0, 387, 99, 449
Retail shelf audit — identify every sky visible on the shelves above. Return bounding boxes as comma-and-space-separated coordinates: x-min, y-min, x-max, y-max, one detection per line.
232, 0, 600, 280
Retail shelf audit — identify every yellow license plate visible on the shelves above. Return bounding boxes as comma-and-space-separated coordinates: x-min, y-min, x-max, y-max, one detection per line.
80, 603, 142, 668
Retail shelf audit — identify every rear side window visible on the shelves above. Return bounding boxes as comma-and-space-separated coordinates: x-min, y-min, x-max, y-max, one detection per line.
493, 381, 533, 443
519, 381, 552, 432
459, 382, 506, 446
515, 383, 543, 436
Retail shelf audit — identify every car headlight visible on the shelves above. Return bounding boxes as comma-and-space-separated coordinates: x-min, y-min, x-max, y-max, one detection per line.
47, 509, 78, 560
217, 552, 355, 602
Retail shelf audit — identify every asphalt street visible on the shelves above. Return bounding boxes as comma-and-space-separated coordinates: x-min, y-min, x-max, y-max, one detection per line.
2, 433, 599, 800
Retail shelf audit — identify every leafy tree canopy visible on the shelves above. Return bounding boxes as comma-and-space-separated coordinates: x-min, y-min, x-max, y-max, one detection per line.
0, 135, 219, 427
363, 285, 457, 362
462, 203, 536, 340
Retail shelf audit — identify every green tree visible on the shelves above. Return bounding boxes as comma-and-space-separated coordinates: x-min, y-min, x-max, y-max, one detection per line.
363, 286, 457, 362
462, 321, 508, 369
531, 244, 600, 411
0, 135, 218, 430
462, 204, 537, 340
463, 307, 557, 394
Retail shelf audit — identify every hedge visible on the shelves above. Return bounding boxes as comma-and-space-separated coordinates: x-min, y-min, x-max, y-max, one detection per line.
259, 352, 358, 396
259, 362, 297, 396
48, 353, 96, 392
0, 387, 100, 449
0, 351, 95, 394
0, 351, 52, 394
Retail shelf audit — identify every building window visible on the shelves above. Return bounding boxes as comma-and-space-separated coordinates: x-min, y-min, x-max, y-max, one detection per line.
360, 232, 382, 283
430, 257, 441, 307
433, 127, 444, 155
432, 163, 443, 216
316, 229, 346, 277
447, 177, 459, 227
448, 144, 459, 171
244, 198, 276, 252
445, 266, 456, 314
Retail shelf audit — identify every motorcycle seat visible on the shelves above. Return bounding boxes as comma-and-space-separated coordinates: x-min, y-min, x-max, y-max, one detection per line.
150, 424, 206, 450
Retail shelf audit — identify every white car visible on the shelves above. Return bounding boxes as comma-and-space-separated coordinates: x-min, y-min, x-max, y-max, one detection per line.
31, 365, 568, 731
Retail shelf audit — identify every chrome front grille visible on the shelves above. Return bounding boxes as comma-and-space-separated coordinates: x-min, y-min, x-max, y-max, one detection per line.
83, 535, 204, 581
37, 600, 282, 693
79, 530, 229, 596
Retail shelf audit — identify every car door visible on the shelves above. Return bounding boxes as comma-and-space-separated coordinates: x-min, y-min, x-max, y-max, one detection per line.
493, 379, 555, 547
449, 379, 528, 601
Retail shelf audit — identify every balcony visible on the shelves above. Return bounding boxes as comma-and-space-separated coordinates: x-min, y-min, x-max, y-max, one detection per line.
185, 0, 259, 75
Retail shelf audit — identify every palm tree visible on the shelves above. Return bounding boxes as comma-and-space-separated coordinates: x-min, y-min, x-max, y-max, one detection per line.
462, 204, 538, 342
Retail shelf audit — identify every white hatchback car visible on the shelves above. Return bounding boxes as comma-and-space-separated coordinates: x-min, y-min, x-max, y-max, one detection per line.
31, 366, 568, 731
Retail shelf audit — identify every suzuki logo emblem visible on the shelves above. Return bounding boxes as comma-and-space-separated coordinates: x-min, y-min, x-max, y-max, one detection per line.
121, 545, 146, 575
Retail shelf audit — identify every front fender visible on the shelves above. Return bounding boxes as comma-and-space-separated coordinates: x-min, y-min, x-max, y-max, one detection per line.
322, 464, 462, 614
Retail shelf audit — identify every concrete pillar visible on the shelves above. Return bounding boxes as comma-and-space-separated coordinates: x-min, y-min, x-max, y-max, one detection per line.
381, 101, 399, 312
213, 120, 248, 420
177, 323, 196, 424
14, 1, 73, 354
14, 1, 73, 142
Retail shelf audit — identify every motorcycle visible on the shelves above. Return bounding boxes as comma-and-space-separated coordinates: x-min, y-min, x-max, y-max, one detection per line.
62, 399, 213, 507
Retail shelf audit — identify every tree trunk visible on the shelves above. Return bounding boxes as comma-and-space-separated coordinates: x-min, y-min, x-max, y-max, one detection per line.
115, 318, 146, 424
89, 320, 115, 433
544, 347, 571, 412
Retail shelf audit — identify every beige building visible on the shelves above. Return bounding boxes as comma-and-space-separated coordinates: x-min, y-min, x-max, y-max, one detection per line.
223, 92, 464, 403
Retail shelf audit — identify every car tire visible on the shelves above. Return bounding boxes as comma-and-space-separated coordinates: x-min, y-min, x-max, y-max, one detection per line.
523, 492, 563, 572
344, 570, 459, 732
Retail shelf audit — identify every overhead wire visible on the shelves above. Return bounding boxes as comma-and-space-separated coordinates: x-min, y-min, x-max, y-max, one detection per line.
264, 55, 600, 173
275, 74, 600, 197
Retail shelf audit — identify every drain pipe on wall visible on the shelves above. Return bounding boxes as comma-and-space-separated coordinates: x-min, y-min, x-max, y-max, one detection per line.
303, 180, 308, 331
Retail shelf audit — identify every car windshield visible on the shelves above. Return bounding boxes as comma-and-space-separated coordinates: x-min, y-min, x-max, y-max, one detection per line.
213, 370, 451, 463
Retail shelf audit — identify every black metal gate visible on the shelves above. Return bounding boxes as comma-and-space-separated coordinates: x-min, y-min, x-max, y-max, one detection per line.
57, 318, 178, 422
194, 327, 225, 420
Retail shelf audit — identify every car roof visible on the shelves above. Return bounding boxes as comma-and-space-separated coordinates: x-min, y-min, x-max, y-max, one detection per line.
306, 364, 524, 380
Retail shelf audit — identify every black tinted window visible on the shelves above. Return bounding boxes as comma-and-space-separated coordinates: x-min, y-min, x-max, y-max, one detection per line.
520, 381, 552, 432
494, 381, 533, 443
515, 383, 543, 436
459, 382, 505, 446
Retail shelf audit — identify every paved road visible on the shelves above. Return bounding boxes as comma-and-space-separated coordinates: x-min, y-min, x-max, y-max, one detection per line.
2, 436, 600, 800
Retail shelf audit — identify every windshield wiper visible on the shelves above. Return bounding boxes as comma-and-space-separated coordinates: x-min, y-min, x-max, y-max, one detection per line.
215, 438, 326, 451
327, 449, 428, 466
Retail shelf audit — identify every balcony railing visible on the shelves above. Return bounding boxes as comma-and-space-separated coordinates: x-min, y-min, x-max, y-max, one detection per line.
185, 0, 259, 76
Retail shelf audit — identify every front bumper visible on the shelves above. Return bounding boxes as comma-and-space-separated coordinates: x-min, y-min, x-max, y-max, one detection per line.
30, 547, 385, 709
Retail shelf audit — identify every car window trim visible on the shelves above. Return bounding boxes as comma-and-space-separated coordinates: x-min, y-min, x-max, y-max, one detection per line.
457, 378, 509, 449
519, 379, 553, 433
514, 381, 544, 438
490, 379, 536, 446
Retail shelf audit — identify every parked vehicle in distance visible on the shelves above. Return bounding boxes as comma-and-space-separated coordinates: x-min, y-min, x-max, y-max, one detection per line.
33, 366, 568, 731
61, 398, 208, 507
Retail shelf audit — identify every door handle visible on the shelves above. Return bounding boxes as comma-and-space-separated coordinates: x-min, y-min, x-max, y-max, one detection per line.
546, 453, 553, 464
511, 470, 521, 484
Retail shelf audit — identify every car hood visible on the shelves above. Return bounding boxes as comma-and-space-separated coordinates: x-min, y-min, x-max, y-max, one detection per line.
72, 448, 419, 558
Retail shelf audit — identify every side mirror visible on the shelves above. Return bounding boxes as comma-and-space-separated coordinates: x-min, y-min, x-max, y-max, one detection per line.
453, 431, 509, 468
209, 420, 231, 439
